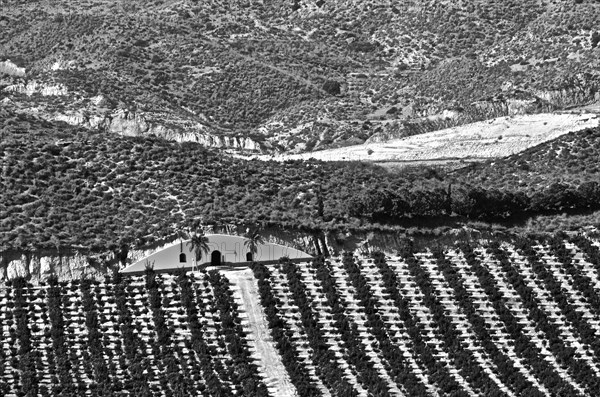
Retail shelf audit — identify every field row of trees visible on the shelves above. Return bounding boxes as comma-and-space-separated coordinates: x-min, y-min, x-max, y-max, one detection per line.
2, 232, 600, 395
247, 233, 600, 396
0, 269, 268, 396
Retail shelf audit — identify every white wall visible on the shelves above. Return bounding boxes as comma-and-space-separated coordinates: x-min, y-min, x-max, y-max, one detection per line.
122, 234, 312, 273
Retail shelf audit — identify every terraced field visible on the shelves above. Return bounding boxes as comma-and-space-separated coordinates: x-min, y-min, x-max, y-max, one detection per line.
3, 234, 600, 396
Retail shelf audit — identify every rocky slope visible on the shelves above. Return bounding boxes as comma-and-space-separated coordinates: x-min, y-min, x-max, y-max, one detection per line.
2, 0, 600, 152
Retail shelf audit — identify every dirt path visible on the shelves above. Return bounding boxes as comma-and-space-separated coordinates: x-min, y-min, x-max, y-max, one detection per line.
222, 268, 297, 397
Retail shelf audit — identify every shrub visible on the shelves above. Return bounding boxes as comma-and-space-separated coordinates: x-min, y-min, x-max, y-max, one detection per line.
591, 32, 600, 48
322, 80, 341, 96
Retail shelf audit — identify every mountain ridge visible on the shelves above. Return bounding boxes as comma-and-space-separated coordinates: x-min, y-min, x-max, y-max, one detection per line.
3, 0, 600, 152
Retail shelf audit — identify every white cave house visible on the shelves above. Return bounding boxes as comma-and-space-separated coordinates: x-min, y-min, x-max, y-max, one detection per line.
121, 234, 312, 274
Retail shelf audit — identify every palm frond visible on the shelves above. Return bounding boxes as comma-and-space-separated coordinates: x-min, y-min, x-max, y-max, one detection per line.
243, 227, 264, 255
187, 229, 210, 262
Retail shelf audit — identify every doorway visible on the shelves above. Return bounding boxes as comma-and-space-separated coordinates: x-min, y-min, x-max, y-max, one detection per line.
211, 250, 222, 266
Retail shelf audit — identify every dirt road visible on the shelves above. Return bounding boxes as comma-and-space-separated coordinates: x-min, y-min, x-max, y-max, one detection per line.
222, 268, 298, 397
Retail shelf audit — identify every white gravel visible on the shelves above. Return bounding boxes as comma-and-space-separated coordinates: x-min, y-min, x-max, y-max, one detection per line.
222, 268, 298, 397
270, 113, 599, 163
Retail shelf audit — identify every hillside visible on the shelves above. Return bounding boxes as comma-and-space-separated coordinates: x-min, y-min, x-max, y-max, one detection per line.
2, 0, 600, 152
454, 122, 600, 192
3, 234, 600, 396
3, 2, 600, 396
4, 2, 600, 396
2, 125, 600, 258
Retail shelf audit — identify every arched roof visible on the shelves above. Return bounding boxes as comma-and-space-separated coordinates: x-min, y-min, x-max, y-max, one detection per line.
121, 234, 312, 274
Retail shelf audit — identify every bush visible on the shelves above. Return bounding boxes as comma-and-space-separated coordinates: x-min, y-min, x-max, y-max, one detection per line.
591, 32, 600, 48
322, 80, 341, 96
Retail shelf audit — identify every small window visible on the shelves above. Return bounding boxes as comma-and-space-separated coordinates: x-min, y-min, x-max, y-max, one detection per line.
179, 253, 187, 263
246, 252, 253, 262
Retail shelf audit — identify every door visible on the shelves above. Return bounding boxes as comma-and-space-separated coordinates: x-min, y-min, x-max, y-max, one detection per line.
211, 250, 221, 266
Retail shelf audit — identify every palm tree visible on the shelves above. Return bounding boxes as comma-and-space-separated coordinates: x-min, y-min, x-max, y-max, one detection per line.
187, 229, 210, 269
243, 227, 264, 262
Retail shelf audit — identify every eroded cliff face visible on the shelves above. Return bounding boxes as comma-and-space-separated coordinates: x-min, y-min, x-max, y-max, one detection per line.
470, 97, 553, 117
192, 133, 263, 151
1, 72, 264, 151
1, 245, 163, 283
534, 86, 600, 108
11, 104, 266, 152
405, 81, 600, 135
1, 251, 110, 282
4, 81, 68, 96
365, 95, 560, 144
0, 60, 26, 77
101, 110, 264, 151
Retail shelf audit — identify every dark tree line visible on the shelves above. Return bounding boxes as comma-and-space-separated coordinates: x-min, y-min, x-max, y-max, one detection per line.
347, 181, 600, 222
